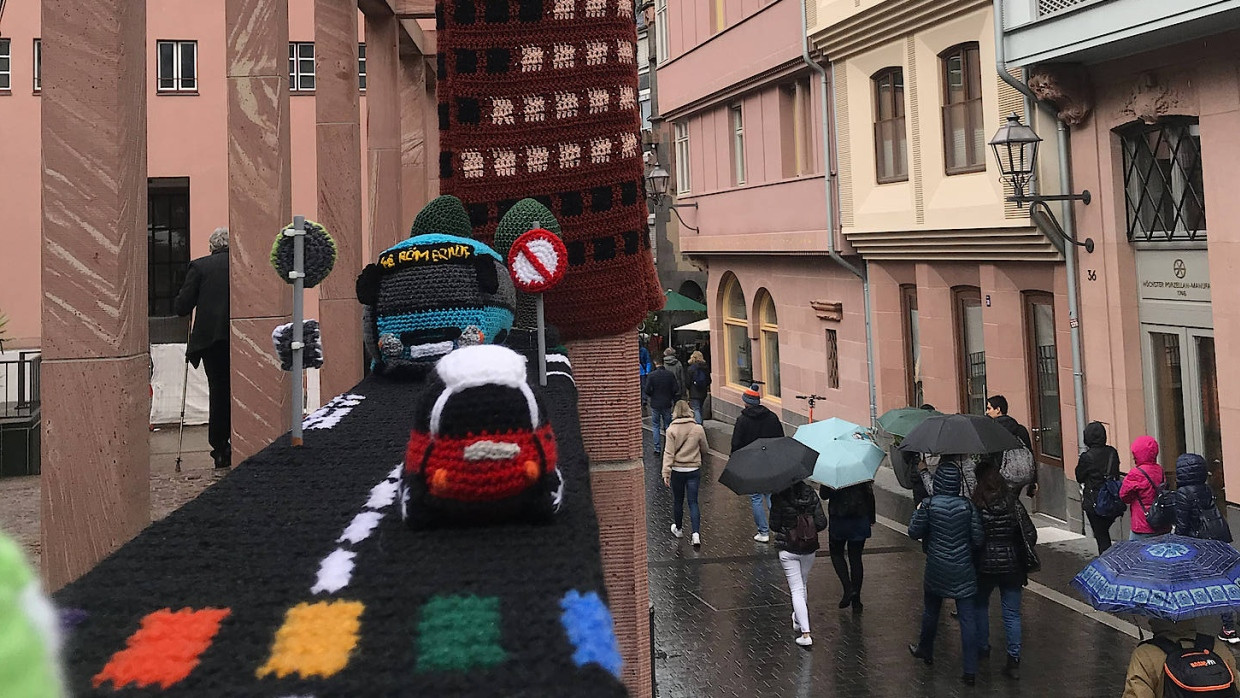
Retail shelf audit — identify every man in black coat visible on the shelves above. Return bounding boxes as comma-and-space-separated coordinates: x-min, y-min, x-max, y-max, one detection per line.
644, 354, 681, 456
986, 395, 1037, 496
175, 227, 232, 469
730, 383, 784, 543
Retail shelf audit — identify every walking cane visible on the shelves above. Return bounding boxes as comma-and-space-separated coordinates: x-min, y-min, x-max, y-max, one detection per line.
174, 315, 192, 473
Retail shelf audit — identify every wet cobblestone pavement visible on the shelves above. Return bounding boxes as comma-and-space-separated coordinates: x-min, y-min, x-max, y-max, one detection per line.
644, 438, 1140, 698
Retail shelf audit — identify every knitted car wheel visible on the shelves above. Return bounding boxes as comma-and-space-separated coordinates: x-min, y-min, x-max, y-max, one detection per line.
270, 220, 338, 289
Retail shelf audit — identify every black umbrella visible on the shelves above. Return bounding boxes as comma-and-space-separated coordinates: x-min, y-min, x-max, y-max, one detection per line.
898, 413, 1022, 456
718, 437, 818, 495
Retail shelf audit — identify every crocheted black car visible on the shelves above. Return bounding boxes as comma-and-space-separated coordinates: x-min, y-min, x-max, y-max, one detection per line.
400, 345, 564, 528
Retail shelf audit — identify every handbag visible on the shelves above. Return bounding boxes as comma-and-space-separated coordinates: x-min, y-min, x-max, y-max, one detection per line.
1136, 466, 1175, 531
1000, 448, 1036, 490
1016, 500, 1041, 573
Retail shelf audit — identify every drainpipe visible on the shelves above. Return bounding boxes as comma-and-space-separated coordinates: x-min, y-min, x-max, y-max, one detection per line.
993, 0, 1088, 454
800, 0, 878, 428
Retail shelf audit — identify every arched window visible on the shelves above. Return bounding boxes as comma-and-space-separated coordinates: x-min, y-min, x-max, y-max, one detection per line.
757, 291, 780, 398
721, 276, 752, 388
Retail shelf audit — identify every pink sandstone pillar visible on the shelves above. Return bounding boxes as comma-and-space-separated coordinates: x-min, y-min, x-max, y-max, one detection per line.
915, 264, 961, 414
566, 335, 652, 698
226, 0, 293, 461
979, 264, 1029, 419
314, 0, 364, 399
39, 0, 150, 589
399, 54, 430, 226
365, 12, 405, 254
868, 262, 910, 410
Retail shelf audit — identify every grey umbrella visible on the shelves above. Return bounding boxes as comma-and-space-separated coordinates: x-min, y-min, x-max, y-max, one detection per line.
718, 437, 818, 495
898, 413, 1022, 456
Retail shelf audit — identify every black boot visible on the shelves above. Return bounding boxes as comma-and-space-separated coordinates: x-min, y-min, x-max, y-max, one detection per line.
851, 593, 864, 612
1003, 655, 1021, 680
961, 673, 976, 686
908, 645, 933, 665
838, 590, 853, 609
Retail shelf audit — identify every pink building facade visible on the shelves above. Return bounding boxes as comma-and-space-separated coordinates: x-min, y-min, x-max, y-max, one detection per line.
0, 0, 375, 351
657, 0, 870, 428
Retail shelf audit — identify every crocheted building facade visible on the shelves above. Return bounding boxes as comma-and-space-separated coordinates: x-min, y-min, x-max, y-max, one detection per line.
436, 0, 664, 339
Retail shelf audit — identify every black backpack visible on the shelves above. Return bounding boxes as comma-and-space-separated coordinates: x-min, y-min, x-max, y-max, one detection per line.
1149, 634, 1237, 697
690, 365, 709, 389
1136, 466, 1176, 531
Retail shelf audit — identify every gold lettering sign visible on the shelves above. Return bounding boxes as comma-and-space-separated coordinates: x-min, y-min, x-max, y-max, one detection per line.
378, 242, 476, 272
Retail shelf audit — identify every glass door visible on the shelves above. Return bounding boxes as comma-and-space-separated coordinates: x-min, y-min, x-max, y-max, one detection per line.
1143, 325, 1223, 500
1024, 293, 1063, 465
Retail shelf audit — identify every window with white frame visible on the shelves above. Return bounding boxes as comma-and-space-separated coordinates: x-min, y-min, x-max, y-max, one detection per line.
289, 42, 316, 92
1122, 118, 1206, 243
731, 104, 745, 185
674, 121, 690, 194
654, 0, 669, 63
358, 42, 366, 91
33, 39, 41, 92
156, 40, 197, 93
0, 38, 11, 91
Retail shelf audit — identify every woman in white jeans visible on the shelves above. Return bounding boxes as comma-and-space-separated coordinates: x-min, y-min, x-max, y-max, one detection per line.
768, 480, 828, 647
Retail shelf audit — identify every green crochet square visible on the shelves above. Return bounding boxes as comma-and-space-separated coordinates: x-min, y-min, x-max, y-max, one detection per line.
415, 595, 507, 672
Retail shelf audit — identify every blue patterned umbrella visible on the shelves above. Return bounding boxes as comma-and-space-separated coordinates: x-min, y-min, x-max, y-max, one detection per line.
1072, 535, 1240, 621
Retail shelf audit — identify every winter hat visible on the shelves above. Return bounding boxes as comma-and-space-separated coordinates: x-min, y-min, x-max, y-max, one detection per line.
409, 195, 474, 239
663, 348, 676, 358
742, 383, 761, 406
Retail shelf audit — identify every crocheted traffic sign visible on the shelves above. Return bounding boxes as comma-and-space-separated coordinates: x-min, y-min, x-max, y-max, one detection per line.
507, 228, 568, 294
270, 219, 336, 288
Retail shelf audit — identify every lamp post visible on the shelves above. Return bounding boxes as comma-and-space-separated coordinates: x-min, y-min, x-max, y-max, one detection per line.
989, 113, 1094, 253
644, 160, 699, 232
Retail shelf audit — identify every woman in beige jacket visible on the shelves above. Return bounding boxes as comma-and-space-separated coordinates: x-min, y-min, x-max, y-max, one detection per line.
663, 400, 709, 547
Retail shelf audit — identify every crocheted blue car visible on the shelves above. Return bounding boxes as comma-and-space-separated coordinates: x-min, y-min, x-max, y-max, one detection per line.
356, 234, 517, 375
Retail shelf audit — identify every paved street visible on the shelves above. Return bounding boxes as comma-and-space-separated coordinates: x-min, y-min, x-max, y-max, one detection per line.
644, 434, 1144, 698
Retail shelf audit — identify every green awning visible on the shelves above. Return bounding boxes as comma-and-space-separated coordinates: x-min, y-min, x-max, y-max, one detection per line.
663, 289, 707, 312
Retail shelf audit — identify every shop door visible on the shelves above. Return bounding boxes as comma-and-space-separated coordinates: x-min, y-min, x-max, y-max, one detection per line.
1143, 325, 1224, 499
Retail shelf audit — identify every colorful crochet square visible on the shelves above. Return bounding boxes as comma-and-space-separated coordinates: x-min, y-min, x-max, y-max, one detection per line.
437, 0, 663, 340
559, 590, 622, 677
91, 607, 230, 690
257, 600, 363, 680
416, 594, 507, 672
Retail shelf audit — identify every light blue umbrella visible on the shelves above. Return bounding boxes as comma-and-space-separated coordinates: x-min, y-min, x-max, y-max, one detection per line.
793, 420, 884, 489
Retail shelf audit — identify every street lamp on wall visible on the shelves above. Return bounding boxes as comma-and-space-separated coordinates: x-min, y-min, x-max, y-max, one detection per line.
989, 113, 1095, 253
644, 162, 699, 232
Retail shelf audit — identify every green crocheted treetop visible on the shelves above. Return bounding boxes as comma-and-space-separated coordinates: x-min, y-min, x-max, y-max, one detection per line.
493, 199, 561, 259
410, 195, 474, 239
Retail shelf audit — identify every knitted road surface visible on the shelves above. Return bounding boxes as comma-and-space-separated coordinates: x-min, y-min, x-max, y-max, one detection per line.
55, 357, 627, 697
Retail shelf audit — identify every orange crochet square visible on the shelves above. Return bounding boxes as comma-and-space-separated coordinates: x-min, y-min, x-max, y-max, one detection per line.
93, 607, 231, 689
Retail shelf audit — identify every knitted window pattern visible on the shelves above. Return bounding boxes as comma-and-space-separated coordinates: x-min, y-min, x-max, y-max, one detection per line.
438, 0, 663, 340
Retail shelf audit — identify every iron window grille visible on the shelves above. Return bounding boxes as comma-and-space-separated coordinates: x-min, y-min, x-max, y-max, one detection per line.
1122, 119, 1206, 243
358, 42, 366, 91
147, 184, 191, 330
0, 38, 10, 91
32, 39, 40, 92
290, 42, 316, 92
156, 40, 197, 92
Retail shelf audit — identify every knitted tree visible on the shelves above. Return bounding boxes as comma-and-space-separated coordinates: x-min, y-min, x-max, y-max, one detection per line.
410, 195, 474, 239
495, 199, 562, 330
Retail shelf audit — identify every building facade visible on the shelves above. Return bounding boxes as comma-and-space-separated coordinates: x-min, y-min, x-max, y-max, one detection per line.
810, 0, 1079, 519
657, 0, 870, 429
1001, 0, 1240, 517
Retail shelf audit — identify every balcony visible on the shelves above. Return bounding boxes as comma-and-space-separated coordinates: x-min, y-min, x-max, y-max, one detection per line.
1001, 0, 1240, 67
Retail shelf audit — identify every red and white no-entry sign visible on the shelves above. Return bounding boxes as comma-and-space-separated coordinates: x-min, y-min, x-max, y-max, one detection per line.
507, 228, 567, 294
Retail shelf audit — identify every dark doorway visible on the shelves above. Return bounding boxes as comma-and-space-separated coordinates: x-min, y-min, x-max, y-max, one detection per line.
148, 177, 192, 344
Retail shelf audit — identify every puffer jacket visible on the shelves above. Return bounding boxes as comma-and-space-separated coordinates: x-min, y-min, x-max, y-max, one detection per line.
1075, 421, 1121, 516
1120, 436, 1168, 534
975, 490, 1037, 587
661, 417, 708, 480
1173, 453, 1221, 539
770, 481, 828, 555
908, 463, 984, 599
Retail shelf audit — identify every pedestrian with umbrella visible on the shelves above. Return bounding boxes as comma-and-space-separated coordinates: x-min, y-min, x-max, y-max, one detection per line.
907, 462, 986, 685
730, 383, 785, 543
878, 406, 942, 505
900, 413, 1025, 499
718, 435, 824, 646
1072, 535, 1240, 696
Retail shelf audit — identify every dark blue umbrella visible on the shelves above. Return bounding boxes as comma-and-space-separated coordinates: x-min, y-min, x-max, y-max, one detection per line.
1072, 534, 1240, 621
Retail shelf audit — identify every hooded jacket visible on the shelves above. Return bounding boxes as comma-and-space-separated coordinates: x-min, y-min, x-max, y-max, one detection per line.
1120, 436, 1168, 534
1173, 453, 1224, 540
769, 481, 828, 555
729, 405, 784, 453
661, 417, 709, 480
1075, 421, 1121, 516
908, 463, 984, 599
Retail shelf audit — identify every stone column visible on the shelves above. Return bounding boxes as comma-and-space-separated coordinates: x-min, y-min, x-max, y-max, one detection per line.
314, 0, 364, 400
567, 335, 651, 698
226, 0, 293, 461
365, 12, 404, 254
399, 54, 429, 226
39, 0, 149, 589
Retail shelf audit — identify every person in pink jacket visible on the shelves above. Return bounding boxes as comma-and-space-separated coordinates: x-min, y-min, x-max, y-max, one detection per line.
1119, 436, 1169, 540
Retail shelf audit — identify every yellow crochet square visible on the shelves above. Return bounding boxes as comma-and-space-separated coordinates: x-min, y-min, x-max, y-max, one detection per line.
257, 600, 363, 679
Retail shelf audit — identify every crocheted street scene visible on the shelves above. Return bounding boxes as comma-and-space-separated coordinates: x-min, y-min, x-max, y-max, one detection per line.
401, 344, 564, 529
271, 320, 324, 371
356, 195, 517, 376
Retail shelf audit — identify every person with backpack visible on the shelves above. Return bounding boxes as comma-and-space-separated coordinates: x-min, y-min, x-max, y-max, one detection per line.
1120, 436, 1172, 540
730, 383, 785, 543
1075, 421, 1123, 554
971, 461, 1037, 681
662, 400, 709, 548
1172, 452, 1237, 644
769, 480, 828, 647
819, 481, 876, 611
644, 355, 682, 456
661, 347, 688, 397
1122, 618, 1236, 698
908, 461, 985, 686
986, 395, 1037, 497
686, 351, 711, 425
